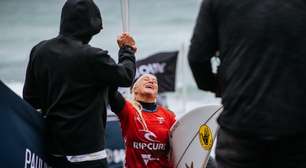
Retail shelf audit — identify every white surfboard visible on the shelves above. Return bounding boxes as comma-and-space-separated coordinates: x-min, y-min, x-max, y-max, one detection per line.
170, 105, 223, 168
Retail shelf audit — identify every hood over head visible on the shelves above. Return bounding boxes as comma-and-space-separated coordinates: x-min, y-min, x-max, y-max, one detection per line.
60, 0, 103, 43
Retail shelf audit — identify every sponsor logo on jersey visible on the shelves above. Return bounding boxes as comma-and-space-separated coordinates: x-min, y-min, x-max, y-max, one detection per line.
133, 130, 167, 151
141, 154, 159, 166
156, 117, 165, 124
133, 141, 166, 151
143, 130, 159, 142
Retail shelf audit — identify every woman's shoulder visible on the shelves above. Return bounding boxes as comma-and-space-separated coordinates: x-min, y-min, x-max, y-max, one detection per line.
158, 106, 176, 118
122, 99, 140, 113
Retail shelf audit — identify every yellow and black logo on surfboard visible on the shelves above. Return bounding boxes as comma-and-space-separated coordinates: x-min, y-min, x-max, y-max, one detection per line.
199, 125, 213, 150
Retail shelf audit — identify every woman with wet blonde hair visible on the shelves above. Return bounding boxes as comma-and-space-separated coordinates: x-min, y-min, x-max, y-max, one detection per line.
109, 73, 176, 168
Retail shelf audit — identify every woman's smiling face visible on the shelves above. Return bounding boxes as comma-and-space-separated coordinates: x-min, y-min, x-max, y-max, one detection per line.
133, 74, 158, 103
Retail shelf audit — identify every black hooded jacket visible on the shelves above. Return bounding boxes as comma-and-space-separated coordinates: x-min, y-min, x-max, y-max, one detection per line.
188, 0, 306, 137
23, 0, 136, 155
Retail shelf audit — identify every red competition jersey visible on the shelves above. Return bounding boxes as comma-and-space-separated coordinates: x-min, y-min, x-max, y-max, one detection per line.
117, 100, 176, 168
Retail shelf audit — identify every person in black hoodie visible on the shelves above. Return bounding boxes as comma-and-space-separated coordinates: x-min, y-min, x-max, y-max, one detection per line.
23, 0, 136, 167
188, 0, 306, 168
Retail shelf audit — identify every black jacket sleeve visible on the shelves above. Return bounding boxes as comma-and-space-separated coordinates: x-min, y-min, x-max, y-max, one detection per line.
88, 45, 136, 87
23, 46, 41, 109
108, 87, 125, 115
188, 0, 221, 96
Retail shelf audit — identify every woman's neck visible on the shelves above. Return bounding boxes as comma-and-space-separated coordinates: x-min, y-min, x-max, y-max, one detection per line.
139, 101, 157, 112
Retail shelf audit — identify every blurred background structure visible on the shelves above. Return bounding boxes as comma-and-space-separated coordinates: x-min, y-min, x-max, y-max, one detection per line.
0, 0, 220, 116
